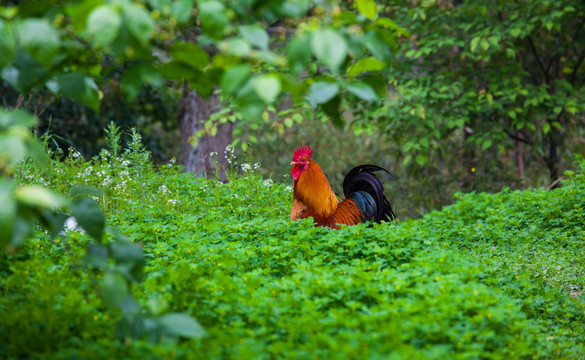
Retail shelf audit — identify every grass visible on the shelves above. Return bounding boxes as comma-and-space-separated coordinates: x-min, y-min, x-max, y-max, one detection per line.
1, 128, 584, 359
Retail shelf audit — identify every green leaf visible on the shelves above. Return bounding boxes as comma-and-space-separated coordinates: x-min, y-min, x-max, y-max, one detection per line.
72, 198, 105, 242
69, 185, 104, 198
160, 61, 198, 80
57, 72, 87, 100
122, 2, 155, 46
347, 57, 386, 78
254, 75, 281, 103
240, 25, 269, 50
482, 139, 492, 150
307, 81, 339, 107
85, 243, 109, 268
121, 63, 164, 100
510, 28, 522, 38
356, 0, 377, 20
376, 18, 410, 36
110, 241, 144, 264
87, 5, 122, 47
0, 135, 27, 170
286, 34, 312, 75
198, 0, 230, 39
222, 38, 251, 57
0, 180, 15, 249
361, 30, 392, 61
415, 153, 427, 166
158, 313, 207, 338
168, 42, 209, 69
470, 37, 480, 53
345, 81, 378, 101
221, 64, 251, 95
81, 77, 100, 111
542, 122, 550, 135
311, 29, 348, 71
15, 19, 60, 67
0, 108, 37, 128
102, 272, 128, 308
11, 204, 36, 247
321, 95, 343, 129
0, 21, 16, 69
13, 185, 66, 209
172, 0, 195, 25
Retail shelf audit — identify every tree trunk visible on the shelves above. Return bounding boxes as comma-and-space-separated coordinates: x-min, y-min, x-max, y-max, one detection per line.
515, 131, 524, 179
546, 129, 559, 189
177, 84, 234, 181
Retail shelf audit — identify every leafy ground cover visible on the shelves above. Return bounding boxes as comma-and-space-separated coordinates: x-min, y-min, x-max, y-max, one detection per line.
1, 131, 584, 359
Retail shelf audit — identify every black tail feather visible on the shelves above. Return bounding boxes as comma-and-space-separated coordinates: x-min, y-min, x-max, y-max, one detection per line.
342, 164, 395, 223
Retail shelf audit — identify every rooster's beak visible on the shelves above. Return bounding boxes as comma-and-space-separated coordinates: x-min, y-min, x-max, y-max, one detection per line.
290, 161, 297, 165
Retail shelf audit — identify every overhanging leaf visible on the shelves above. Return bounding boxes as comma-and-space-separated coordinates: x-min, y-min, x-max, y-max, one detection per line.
311, 29, 348, 71
356, 0, 377, 20
15, 19, 60, 67
122, 2, 155, 46
158, 313, 207, 338
307, 81, 339, 107
14, 185, 66, 209
221, 64, 251, 95
87, 5, 122, 47
168, 42, 209, 69
345, 81, 379, 101
240, 25, 269, 50
72, 198, 105, 242
254, 75, 281, 103
0, 180, 16, 248
102, 272, 128, 308
347, 57, 386, 78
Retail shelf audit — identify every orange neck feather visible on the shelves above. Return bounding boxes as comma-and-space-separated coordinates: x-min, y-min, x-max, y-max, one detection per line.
293, 160, 339, 218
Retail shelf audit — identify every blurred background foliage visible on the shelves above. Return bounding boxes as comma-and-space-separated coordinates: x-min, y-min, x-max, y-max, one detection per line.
1, 0, 584, 219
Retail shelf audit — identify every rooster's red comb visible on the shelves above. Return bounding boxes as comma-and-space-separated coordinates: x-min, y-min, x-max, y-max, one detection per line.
292, 145, 313, 161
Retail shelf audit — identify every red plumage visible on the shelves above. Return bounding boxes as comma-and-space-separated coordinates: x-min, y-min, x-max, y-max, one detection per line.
290, 145, 395, 229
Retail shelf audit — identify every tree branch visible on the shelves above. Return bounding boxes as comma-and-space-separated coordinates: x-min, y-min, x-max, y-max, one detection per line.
506, 130, 533, 145
570, 48, 585, 85
527, 36, 548, 84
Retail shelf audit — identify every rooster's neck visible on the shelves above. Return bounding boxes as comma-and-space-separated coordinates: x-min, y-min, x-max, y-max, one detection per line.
294, 160, 339, 217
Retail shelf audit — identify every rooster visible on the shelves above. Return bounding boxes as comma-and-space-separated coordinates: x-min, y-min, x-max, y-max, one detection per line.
290, 145, 395, 229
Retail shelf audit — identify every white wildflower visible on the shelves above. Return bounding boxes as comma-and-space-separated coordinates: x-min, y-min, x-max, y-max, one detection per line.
254, 163, 261, 169
285, 186, 293, 191
168, 199, 177, 206
241, 163, 251, 172
170, 157, 176, 165
263, 179, 273, 187
160, 185, 169, 194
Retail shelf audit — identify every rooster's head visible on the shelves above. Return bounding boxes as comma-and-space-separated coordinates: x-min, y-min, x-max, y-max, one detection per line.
290, 145, 312, 180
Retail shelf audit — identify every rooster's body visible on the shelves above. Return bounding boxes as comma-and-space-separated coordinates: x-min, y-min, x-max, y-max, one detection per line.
290, 146, 395, 229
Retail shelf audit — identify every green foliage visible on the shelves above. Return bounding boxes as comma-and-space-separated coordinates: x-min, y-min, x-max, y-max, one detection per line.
373, 0, 585, 182
0, 0, 401, 124
3, 134, 585, 357
1, 118, 202, 350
